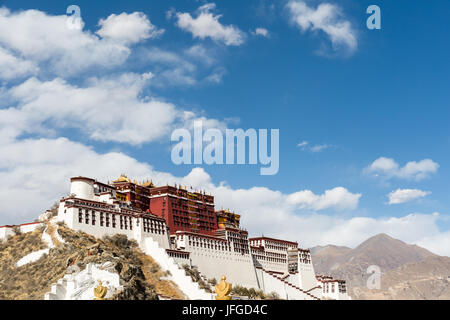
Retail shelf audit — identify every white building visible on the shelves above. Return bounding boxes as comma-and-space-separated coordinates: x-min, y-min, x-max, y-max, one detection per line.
0, 221, 44, 241
2, 176, 350, 300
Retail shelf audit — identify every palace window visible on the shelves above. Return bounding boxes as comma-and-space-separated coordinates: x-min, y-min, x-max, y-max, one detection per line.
85, 212, 90, 224
100, 213, 104, 227
78, 210, 83, 223
92, 212, 96, 226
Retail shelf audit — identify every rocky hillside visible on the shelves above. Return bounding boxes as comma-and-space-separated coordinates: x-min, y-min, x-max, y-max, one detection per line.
351, 256, 450, 300
0, 223, 185, 300
310, 245, 352, 273
310, 233, 450, 300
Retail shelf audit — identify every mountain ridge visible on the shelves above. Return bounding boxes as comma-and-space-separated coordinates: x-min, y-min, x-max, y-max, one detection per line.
310, 233, 449, 300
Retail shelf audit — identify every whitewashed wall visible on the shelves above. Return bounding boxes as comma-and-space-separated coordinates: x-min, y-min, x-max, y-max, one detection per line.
45, 263, 122, 300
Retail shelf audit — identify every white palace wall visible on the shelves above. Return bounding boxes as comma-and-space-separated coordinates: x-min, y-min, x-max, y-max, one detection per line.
175, 233, 259, 289
0, 222, 45, 241
298, 261, 319, 291
4, 176, 350, 300
57, 201, 170, 249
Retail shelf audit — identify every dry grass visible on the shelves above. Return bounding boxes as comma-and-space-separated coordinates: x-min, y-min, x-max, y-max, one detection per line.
138, 253, 186, 300
0, 228, 62, 300
0, 225, 168, 300
182, 264, 213, 293
0, 223, 189, 300
46, 224, 61, 247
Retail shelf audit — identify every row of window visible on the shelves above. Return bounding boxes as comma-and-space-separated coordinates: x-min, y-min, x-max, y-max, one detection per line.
189, 240, 231, 251
142, 218, 165, 235
252, 255, 287, 264
167, 251, 189, 259
78, 210, 132, 230
77, 209, 165, 234
300, 259, 311, 264
250, 240, 297, 252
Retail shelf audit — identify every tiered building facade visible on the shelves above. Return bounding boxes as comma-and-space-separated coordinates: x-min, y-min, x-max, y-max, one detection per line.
18, 174, 349, 300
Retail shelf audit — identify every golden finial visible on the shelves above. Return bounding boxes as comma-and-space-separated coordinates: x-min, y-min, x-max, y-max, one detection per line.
94, 280, 108, 300
215, 276, 232, 300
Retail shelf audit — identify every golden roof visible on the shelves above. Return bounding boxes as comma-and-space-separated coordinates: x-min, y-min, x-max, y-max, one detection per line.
113, 174, 131, 183
140, 179, 154, 188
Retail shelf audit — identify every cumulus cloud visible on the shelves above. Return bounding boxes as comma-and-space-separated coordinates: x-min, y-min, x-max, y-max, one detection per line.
367, 157, 439, 181
0, 47, 39, 80
388, 189, 431, 205
0, 7, 222, 87
0, 8, 136, 76
174, 3, 245, 46
97, 12, 164, 44
252, 27, 270, 37
286, 0, 357, 54
286, 187, 361, 211
0, 135, 449, 256
0, 74, 177, 145
1, 73, 227, 145
0, 7, 227, 145
214, 185, 450, 255
1, 6, 448, 259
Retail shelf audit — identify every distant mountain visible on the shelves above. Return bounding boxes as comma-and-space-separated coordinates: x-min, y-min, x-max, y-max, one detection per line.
310, 244, 352, 273
310, 233, 444, 299
352, 256, 450, 300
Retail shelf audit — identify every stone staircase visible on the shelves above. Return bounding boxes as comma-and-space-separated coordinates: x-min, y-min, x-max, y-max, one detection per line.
45, 278, 69, 300
262, 269, 321, 300
45, 263, 121, 300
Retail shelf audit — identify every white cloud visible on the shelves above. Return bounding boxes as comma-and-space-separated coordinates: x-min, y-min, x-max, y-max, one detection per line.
286, 187, 361, 211
1, 73, 226, 145
252, 27, 270, 37
309, 144, 329, 152
0, 136, 449, 256
1, 74, 177, 145
388, 189, 431, 205
297, 140, 331, 152
184, 45, 216, 66
0, 7, 224, 87
0, 8, 137, 76
367, 157, 439, 181
0, 7, 226, 147
97, 12, 164, 44
1, 6, 448, 259
140, 46, 224, 86
0, 47, 39, 80
416, 228, 450, 258
286, 1, 357, 54
175, 3, 245, 46
142, 47, 197, 86
215, 185, 450, 255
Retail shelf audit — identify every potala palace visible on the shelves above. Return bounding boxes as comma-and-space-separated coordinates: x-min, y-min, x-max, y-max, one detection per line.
0, 175, 349, 300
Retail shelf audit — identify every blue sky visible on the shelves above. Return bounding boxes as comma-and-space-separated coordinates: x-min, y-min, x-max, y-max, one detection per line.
0, 0, 449, 254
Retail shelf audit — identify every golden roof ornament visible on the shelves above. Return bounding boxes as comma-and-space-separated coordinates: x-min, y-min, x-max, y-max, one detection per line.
114, 174, 130, 183
94, 280, 108, 300
215, 276, 232, 300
